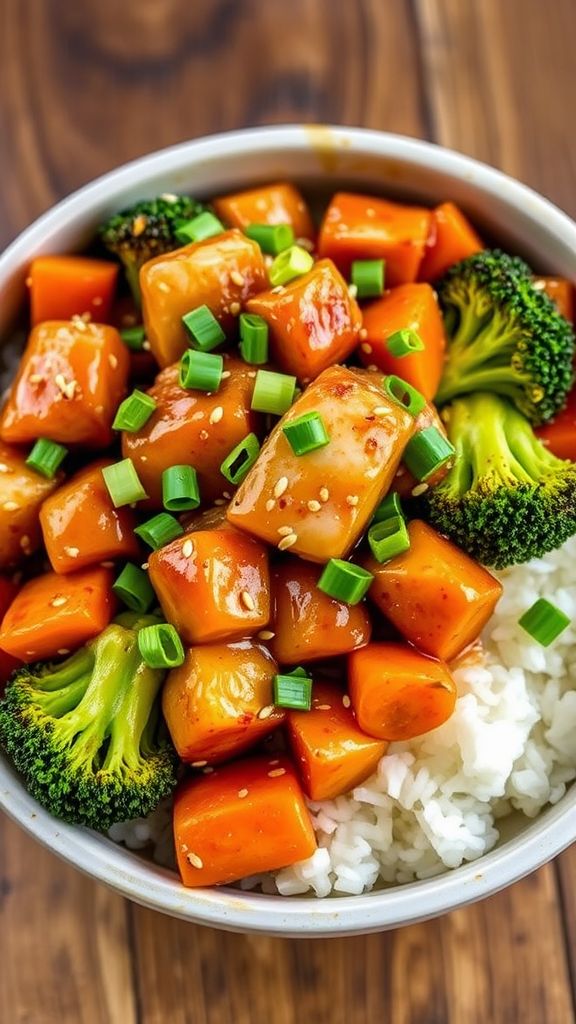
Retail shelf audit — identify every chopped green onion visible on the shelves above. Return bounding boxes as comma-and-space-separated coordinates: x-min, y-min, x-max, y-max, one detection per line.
518, 598, 571, 647
25, 438, 67, 479
373, 492, 405, 523
287, 666, 309, 678
102, 459, 148, 508
137, 623, 185, 669
268, 245, 314, 287
134, 513, 183, 550
220, 434, 260, 485
113, 563, 156, 614
112, 390, 157, 432
182, 305, 226, 352
317, 560, 373, 605
239, 313, 269, 365
175, 211, 224, 245
351, 259, 385, 299
162, 466, 200, 511
368, 516, 410, 563
179, 349, 223, 392
120, 325, 146, 351
403, 426, 456, 482
245, 223, 295, 255
251, 369, 297, 415
386, 329, 425, 357
274, 673, 313, 710
383, 375, 426, 418
282, 412, 330, 456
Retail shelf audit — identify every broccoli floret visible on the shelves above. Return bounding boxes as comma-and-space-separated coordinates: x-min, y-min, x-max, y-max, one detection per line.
0, 615, 177, 830
435, 250, 575, 424
99, 194, 207, 304
423, 391, 576, 568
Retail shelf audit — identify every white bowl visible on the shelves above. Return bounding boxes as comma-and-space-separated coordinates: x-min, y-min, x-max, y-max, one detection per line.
1, 126, 575, 937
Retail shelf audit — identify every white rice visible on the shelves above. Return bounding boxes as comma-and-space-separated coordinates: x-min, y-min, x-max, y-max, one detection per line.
109, 537, 576, 897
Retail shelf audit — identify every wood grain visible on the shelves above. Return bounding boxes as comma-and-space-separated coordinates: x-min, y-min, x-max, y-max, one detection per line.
1, 1, 576, 1022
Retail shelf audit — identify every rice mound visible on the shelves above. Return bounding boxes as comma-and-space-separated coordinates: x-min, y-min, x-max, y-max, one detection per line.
109, 537, 576, 897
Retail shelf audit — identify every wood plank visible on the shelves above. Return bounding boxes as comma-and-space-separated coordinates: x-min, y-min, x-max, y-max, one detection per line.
556, 848, 576, 997
0, 815, 137, 1024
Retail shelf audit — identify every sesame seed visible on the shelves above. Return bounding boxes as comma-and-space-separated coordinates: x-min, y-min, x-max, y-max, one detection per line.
221, 370, 231, 379
316, 704, 332, 711
269, 759, 280, 765
257, 705, 275, 720
319, 487, 330, 503
342, 694, 351, 708
29, 373, 42, 384
348, 284, 358, 299
109, 354, 118, 369
307, 499, 322, 512
51, 596, 68, 608
240, 590, 256, 611
141, 562, 149, 570
186, 852, 204, 869
0, 464, 8, 473
367, 364, 378, 372
64, 546, 79, 558
230, 270, 245, 287
361, 342, 373, 354
203, 766, 214, 774
161, 192, 178, 202
359, 328, 368, 341
132, 214, 148, 236
271, 285, 284, 294
214, 498, 226, 506
191, 760, 208, 768
238, 788, 249, 799
20, 535, 31, 550
346, 494, 359, 507
248, 370, 256, 378
257, 630, 275, 640
3, 501, 19, 511
278, 533, 298, 551
71, 315, 88, 331
209, 406, 224, 425
296, 236, 314, 251
274, 476, 289, 499
373, 406, 388, 416
412, 482, 429, 497
57, 649, 70, 656
229, 302, 241, 316
182, 539, 194, 558
265, 499, 276, 512
142, 340, 151, 351
267, 768, 286, 778
157, 281, 170, 293
277, 525, 294, 536
223, 491, 232, 500
191, 411, 205, 422
199, 429, 209, 441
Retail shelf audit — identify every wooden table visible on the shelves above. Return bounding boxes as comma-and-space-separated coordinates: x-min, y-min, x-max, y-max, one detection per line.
1, 2, 575, 1021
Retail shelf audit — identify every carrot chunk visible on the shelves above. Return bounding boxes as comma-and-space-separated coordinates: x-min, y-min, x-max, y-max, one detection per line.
287, 681, 387, 800
364, 520, 503, 662
536, 383, 576, 461
348, 642, 457, 741
359, 283, 446, 400
534, 276, 574, 323
40, 460, 140, 573
0, 442, 61, 569
162, 641, 283, 765
270, 558, 371, 664
318, 192, 432, 284
419, 201, 483, 282
173, 755, 316, 887
246, 258, 362, 381
0, 567, 116, 662
0, 321, 129, 448
214, 182, 315, 241
149, 527, 270, 645
29, 255, 118, 326
140, 229, 266, 367
0, 576, 20, 686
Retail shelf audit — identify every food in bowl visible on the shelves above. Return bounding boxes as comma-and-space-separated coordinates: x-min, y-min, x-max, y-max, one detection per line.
0, 180, 575, 897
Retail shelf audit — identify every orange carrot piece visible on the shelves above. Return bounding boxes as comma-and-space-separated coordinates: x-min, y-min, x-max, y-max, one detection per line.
317, 192, 432, 284
213, 182, 315, 241
534, 277, 574, 323
246, 258, 362, 381
0, 576, 20, 686
149, 527, 270, 645
419, 201, 483, 282
287, 681, 387, 801
0, 442, 61, 569
140, 229, 266, 367
29, 255, 118, 326
364, 520, 502, 662
0, 566, 116, 662
0, 321, 129, 448
348, 642, 457, 741
162, 641, 283, 765
270, 558, 371, 664
122, 354, 258, 507
536, 383, 576, 461
228, 366, 415, 563
359, 283, 446, 400
173, 755, 316, 887
40, 460, 140, 573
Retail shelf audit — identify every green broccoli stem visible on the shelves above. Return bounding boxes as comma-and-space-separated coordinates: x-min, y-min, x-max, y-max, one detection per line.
103, 656, 165, 774
124, 261, 142, 308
